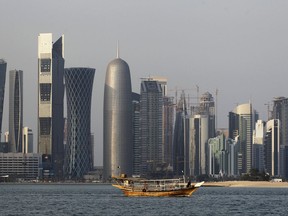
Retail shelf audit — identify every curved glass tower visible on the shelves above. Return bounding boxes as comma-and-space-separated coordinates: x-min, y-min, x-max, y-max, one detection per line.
9, 70, 23, 152
103, 57, 133, 180
64, 67, 95, 179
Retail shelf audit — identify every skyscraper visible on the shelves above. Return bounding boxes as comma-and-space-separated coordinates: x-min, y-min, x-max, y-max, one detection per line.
132, 92, 141, 176
38, 33, 65, 178
22, 127, 33, 153
103, 54, 133, 180
0, 59, 7, 141
140, 80, 163, 177
229, 103, 258, 174
272, 97, 288, 178
264, 119, 280, 176
252, 120, 265, 172
8, 70, 23, 152
64, 67, 95, 179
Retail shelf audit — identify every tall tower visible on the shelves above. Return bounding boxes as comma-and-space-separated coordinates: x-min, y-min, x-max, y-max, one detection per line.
103, 53, 133, 180
272, 97, 288, 178
8, 70, 23, 152
140, 80, 163, 177
38, 33, 65, 178
0, 59, 7, 141
64, 67, 95, 179
229, 103, 257, 174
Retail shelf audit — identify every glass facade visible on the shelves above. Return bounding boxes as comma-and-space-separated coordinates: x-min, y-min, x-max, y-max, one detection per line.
64, 67, 95, 179
0, 59, 7, 141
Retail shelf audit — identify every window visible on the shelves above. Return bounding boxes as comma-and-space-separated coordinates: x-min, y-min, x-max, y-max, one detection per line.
41, 59, 51, 72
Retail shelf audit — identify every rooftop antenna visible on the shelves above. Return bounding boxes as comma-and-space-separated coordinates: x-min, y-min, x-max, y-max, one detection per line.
116, 40, 119, 58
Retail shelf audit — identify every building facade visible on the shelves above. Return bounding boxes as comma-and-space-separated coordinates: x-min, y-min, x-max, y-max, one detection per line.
264, 119, 280, 177
0, 59, 7, 141
22, 127, 33, 153
272, 97, 288, 178
64, 67, 95, 179
38, 33, 65, 178
252, 120, 265, 172
103, 56, 133, 180
132, 92, 141, 176
140, 80, 163, 177
9, 70, 23, 153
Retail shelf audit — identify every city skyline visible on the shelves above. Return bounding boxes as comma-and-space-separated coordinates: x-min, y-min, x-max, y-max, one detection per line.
1, 1, 288, 166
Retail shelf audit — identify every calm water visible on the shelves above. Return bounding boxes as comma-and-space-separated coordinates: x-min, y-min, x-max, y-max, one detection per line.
0, 184, 288, 216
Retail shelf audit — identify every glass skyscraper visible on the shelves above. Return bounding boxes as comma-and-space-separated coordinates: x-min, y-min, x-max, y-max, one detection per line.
9, 70, 23, 152
38, 33, 65, 178
64, 67, 95, 179
103, 55, 133, 180
0, 59, 7, 142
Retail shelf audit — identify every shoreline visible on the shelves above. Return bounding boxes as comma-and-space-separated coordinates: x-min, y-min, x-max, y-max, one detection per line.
204, 181, 288, 188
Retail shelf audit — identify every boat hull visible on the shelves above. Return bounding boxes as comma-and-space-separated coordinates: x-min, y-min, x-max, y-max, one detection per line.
113, 185, 200, 197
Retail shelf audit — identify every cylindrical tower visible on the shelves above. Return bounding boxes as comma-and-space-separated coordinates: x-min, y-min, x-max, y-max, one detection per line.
103, 57, 133, 180
64, 67, 95, 179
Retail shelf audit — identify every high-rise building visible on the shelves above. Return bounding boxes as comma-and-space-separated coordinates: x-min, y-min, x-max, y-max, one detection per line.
0, 59, 7, 141
8, 70, 23, 152
38, 33, 65, 178
252, 120, 265, 172
173, 91, 188, 177
103, 54, 133, 180
208, 133, 225, 176
272, 97, 288, 178
229, 103, 258, 174
264, 119, 280, 177
22, 127, 33, 153
140, 80, 163, 177
132, 92, 141, 176
64, 67, 95, 179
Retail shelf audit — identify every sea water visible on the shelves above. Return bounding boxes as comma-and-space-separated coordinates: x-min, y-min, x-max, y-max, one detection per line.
0, 184, 288, 216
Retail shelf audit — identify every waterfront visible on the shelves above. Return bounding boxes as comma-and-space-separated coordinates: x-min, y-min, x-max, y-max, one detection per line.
1, 184, 288, 215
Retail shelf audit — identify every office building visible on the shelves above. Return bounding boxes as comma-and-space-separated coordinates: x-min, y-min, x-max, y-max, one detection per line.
8, 70, 23, 152
64, 67, 95, 179
132, 92, 141, 175
208, 133, 225, 176
0, 153, 42, 180
22, 127, 33, 153
264, 119, 280, 177
38, 33, 65, 178
103, 53, 133, 180
229, 103, 258, 174
252, 120, 265, 172
272, 97, 288, 178
140, 80, 163, 177
0, 59, 7, 141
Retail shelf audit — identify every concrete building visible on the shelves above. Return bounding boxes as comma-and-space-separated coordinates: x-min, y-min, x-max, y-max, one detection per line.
38, 33, 65, 178
9, 70, 23, 153
64, 67, 95, 179
0, 153, 42, 180
103, 52, 133, 180
0, 59, 7, 141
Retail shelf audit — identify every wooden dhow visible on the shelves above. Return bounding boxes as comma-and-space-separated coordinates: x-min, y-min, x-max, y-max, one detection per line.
112, 176, 204, 197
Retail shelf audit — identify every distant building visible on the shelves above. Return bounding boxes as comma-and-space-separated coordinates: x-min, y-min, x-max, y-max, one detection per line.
38, 33, 65, 178
208, 133, 225, 176
0, 142, 8, 153
9, 70, 23, 153
103, 53, 133, 180
64, 67, 95, 179
272, 97, 288, 178
253, 120, 265, 172
132, 93, 141, 176
229, 103, 258, 174
0, 153, 42, 180
0, 59, 7, 141
22, 127, 33, 153
264, 119, 280, 177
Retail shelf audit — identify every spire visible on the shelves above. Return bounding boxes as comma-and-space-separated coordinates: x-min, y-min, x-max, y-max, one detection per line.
116, 40, 119, 58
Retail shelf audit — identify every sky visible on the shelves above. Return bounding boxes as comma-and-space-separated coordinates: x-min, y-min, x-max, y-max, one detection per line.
1, 0, 288, 166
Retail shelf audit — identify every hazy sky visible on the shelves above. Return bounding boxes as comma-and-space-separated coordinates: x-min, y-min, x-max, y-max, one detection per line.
1, 0, 288, 166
